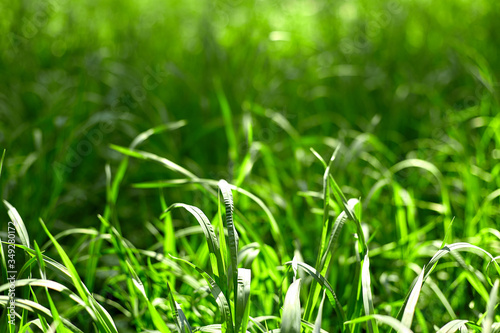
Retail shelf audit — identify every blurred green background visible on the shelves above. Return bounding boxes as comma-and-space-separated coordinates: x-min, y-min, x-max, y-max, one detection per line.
1, 0, 499, 260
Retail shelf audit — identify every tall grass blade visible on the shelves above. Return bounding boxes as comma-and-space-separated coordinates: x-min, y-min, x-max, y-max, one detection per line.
361, 253, 379, 333
33, 241, 66, 333
401, 269, 424, 330
313, 291, 326, 333
483, 280, 499, 333
235, 268, 251, 333
218, 179, 240, 319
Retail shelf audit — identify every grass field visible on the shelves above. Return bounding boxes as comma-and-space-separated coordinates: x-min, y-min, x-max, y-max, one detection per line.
1, 0, 500, 332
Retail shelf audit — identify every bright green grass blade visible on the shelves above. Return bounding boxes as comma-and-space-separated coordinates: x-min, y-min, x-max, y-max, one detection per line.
318, 200, 355, 271
281, 278, 301, 333
309, 148, 327, 169
313, 291, 326, 333
39, 218, 88, 303
284, 261, 346, 323
40, 229, 99, 251
328, 175, 367, 255
361, 253, 378, 333
125, 261, 172, 333
0, 296, 83, 332
88, 296, 122, 333
18, 320, 42, 332
110, 145, 198, 180
39, 218, 118, 333
170, 254, 234, 333
4, 200, 30, 248
483, 280, 499, 333
162, 203, 224, 280
29, 285, 50, 332
163, 210, 177, 257
345, 315, 413, 333
0, 279, 85, 312
393, 242, 500, 330
424, 243, 500, 282
235, 268, 251, 333
129, 121, 187, 149
34, 241, 66, 333
305, 146, 339, 323
401, 269, 424, 330
436, 320, 469, 333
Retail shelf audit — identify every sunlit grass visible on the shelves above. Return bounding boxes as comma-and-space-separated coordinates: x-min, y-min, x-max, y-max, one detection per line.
1, 0, 500, 331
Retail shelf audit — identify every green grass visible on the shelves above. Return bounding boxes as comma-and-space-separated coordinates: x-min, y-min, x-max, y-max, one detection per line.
1, 0, 500, 331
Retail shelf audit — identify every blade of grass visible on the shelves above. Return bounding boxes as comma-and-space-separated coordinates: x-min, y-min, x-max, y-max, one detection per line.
281, 278, 301, 333
313, 291, 326, 333
401, 269, 424, 330
4, 200, 30, 248
436, 320, 469, 333
284, 260, 346, 324
162, 203, 224, 283
169, 254, 234, 333
235, 268, 251, 333
483, 280, 499, 333
361, 253, 379, 333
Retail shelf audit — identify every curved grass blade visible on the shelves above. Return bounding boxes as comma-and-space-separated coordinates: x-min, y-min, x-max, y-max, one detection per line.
0, 296, 83, 332
130, 121, 187, 149
135, 177, 286, 266
393, 242, 500, 332
169, 254, 234, 333
162, 203, 224, 280
39, 219, 88, 303
39, 218, 118, 333
436, 320, 469, 333
4, 200, 30, 248
284, 261, 346, 323
281, 278, 301, 333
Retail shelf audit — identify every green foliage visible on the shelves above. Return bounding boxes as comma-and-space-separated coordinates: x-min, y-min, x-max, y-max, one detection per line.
1, 0, 500, 332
